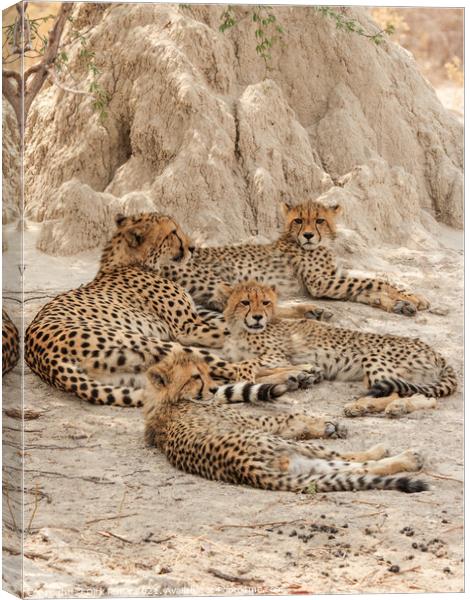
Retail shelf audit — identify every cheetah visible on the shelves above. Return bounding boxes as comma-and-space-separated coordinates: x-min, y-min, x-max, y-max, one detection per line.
25, 213, 287, 408
2, 309, 20, 375
161, 200, 429, 317
144, 352, 428, 493
218, 281, 457, 418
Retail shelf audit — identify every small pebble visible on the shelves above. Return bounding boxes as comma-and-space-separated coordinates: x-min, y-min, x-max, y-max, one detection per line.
388, 565, 400, 573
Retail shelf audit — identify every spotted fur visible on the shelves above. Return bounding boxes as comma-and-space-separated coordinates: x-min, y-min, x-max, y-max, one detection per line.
161, 200, 429, 317
24, 213, 255, 407
2, 309, 19, 375
144, 353, 428, 493
220, 281, 457, 416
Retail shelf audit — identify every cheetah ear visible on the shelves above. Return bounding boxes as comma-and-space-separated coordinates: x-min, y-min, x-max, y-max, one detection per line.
147, 368, 168, 388
124, 226, 147, 248
329, 204, 342, 216
214, 282, 234, 305
115, 213, 127, 228
280, 202, 292, 218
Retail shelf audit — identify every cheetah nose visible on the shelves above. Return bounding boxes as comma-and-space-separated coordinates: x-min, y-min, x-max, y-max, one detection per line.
209, 387, 218, 394
252, 314, 263, 322
188, 245, 195, 253
303, 232, 314, 240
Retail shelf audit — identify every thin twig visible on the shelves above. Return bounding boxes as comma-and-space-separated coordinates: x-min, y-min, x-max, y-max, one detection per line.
213, 518, 305, 531
442, 524, 463, 534
26, 481, 40, 535
85, 512, 139, 525
422, 470, 463, 484
4, 483, 18, 531
354, 511, 386, 519
207, 568, 263, 585
97, 530, 133, 544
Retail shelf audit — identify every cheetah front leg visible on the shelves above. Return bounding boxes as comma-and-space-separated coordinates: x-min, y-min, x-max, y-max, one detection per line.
304, 272, 429, 317
234, 352, 324, 387
219, 411, 346, 440
298, 248, 429, 316
276, 303, 333, 322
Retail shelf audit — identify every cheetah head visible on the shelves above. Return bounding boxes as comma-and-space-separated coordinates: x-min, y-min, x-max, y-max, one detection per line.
281, 201, 342, 249
146, 352, 217, 405
101, 213, 193, 271
220, 280, 277, 333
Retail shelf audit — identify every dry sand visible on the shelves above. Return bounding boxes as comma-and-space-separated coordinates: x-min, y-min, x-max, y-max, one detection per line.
2, 221, 463, 597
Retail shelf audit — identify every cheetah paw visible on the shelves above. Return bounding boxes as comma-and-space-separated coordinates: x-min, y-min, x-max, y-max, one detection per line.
343, 401, 368, 418
399, 449, 425, 472
325, 421, 348, 439
414, 294, 430, 311
366, 443, 390, 460
385, 398, 409, 418
393, 300, 417, 317
296, 368, 324, 388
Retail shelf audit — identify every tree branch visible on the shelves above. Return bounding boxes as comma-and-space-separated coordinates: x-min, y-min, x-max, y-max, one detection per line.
47, 65, 92, 97
2, 69, 22, 86
24, 3, 75, 120
24, 62, 42, 81
1, 72, 21, 125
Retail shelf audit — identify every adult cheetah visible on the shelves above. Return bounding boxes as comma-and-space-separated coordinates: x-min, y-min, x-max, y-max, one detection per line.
144, 352, 428, 493
218, 281, 457, 418
161, 200, 429, 317
25, 213, 287, 408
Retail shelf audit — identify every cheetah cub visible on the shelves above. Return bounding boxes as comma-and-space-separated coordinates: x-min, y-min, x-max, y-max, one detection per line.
144, 352, 428, 493
219, 281, 457, 418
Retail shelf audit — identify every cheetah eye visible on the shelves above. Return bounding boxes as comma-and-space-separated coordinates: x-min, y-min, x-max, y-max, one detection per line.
191, 374, 201, 381
316, 218, 325, 224
240, 300, 250, 306
262, 300, 271, 306
293, 218, 303, 225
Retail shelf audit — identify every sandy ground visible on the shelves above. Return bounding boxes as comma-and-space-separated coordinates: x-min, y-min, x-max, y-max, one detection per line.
2, 222, 464, 597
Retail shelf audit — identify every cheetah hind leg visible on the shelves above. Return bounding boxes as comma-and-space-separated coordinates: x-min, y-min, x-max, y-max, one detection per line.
56, 360, 145, 407
284, 448, 423, 477
280, 441, 386, 461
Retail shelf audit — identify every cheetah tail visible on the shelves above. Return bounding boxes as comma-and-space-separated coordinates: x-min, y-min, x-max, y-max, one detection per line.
368, 364, 457, 399
298, 472, 428, 494
213, 381, 290, 403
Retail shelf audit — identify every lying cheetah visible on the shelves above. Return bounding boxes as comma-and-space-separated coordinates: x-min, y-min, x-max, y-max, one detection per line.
25, 213, 282, 408
218, 281, 457, 418
144, 352, 428, 493
161, 200, 429, 317
2, 309, 20, 375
